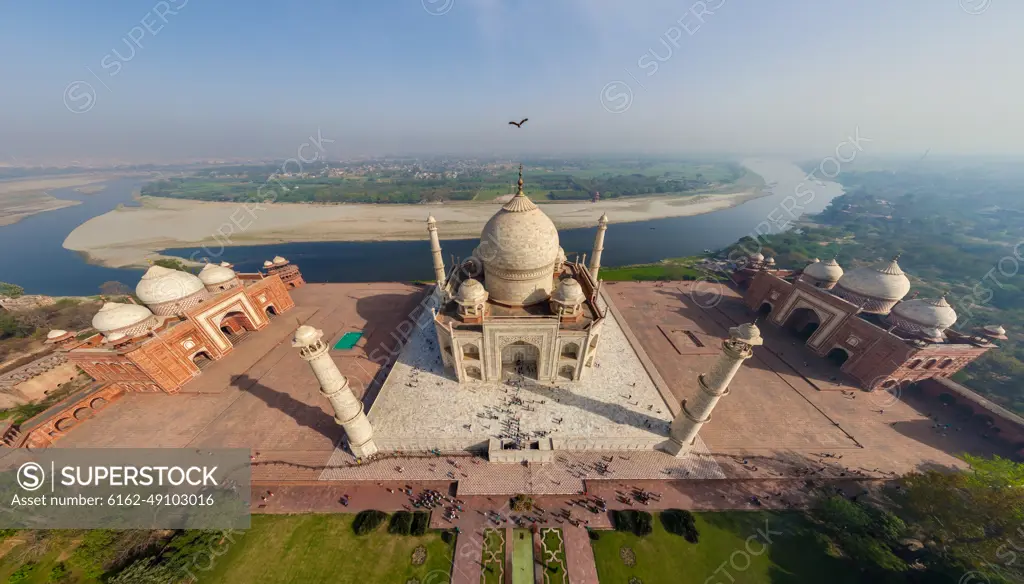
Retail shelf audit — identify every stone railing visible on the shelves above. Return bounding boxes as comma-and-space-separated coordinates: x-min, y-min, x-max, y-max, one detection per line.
0, 353, 69, 392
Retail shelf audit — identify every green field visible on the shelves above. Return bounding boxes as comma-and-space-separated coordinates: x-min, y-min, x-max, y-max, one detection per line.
141, 159, 749, 205
511, 529, 533, 584
592, 512, 860, 584
196, 515, 454, 584
598, 257, 712, 282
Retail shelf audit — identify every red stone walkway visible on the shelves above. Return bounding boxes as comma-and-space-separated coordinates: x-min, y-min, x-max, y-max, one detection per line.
563, 526, 600, 584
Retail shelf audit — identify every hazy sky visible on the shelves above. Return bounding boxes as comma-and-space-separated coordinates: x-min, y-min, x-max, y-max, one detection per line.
1, 0, 1020, 163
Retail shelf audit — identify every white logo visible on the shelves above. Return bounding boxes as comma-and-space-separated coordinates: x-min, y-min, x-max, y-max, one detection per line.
600, 81, 633, 114
63, 81, 97, 114
17, 462, 45, 491
422, 0, 454, 16
959, 0, 991, 15
689, 276, 724, 309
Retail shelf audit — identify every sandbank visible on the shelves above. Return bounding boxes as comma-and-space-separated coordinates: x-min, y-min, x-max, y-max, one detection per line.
64, 189, 766, 268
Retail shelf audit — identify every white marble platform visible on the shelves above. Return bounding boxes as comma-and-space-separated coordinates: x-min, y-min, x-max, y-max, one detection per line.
366, 306, 679, 453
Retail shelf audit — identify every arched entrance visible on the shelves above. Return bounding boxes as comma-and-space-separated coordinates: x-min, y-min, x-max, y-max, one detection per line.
784, 307, 820, 341
758, 302, 773, 317
265, 305, 278, 317
219, 311, 257, 345
192, 351, 213, 369
826, 347, 850, 367
501, 341, 540, 380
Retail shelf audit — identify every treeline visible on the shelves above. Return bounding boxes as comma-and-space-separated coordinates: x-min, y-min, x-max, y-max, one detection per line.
139, 162, 741, 205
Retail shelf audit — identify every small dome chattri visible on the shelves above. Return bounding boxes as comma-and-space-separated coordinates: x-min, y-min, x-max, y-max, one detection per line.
891, 296, 958, 330
804, 257, 844, 283
46, 329, 68, 340
136, 265, 205, 305
292, 325, 322, 347
198, 263, 236, 286
91, 302, 154, 333
456, 279, 487, 304
551, 278, 585, 305
835, 256, 911, 303
263, 260, 273, 268
272, 256, 288, 265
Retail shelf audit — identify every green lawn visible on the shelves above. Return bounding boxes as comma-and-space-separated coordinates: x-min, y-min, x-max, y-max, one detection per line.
599, 258, 710, 282
196, 515, 454, 584
592, 512, 862, 584
481, 528, 505, 584
540, 528, 568, 584
511, 529, 533, 584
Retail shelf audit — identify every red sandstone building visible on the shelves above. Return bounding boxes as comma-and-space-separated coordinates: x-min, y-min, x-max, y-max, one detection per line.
263, 256, 306, 289
15, 260, 303, 448
740, 254, 1005, 391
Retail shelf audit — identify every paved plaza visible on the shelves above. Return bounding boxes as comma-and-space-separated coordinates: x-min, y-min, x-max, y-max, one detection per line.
606, 280, 1014, 475
14, 280, 1011, 494
368, 296, 680, 453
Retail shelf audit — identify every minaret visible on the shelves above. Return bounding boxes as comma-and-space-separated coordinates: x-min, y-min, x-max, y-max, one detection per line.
665, 322, 762, 457
292, 325, 378, 458
589, 213, 609, 279
426, 215, 446, 288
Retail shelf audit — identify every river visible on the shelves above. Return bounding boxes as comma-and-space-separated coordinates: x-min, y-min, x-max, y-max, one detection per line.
0, 159, 843, 295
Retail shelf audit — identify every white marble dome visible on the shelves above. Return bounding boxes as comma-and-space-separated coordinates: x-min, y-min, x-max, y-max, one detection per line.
477, 179, 560, 305
456, 279, 487, 304
804, 257, 844, 282
92, 302, 154, 333
46, 329, 68, 340
891, 297, 958, 330
479, 196, 559, 273
551, 278, 586, 305
198, 263, 236, 286
292, 325, 323, 347
835, 257, 911, 302
749, 252, 765, 262
272, 256, 288, 265
136, 265, 205, 305
263, 260, 273, 268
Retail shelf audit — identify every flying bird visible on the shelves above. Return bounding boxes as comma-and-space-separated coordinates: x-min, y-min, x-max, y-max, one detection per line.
508, 118, 528, 128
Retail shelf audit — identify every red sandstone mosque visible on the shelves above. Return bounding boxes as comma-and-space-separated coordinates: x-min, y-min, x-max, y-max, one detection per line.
735, 253, 1006, 391
12, 258, 304, 448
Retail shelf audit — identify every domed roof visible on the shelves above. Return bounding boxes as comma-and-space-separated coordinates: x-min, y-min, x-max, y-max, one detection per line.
272, 256, 288, 265
835, 255, 911, 302
551, 278, 586, 305
749, 252, 764, 262
292, 325, 322, 347
263, 260, 273, 268
477, 172, 559, 273
984, 324, 1007, 336
136, 265, 205, 305
92, 302, 154, 333
456, 279, 487, 304
804, 257, 844, 282
198, 263, 236, 285
46, 329, 68, 340
892, 296, 957, 330
765, 256, 775, 265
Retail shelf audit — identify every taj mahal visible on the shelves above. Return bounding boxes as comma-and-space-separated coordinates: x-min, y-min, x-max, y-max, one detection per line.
295, 167, 755, 468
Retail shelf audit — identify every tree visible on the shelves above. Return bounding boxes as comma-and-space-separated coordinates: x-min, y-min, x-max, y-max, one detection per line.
0, 282, 24, 298
99, 281, 132, 296
153, 258, 194, 273
896, 457, 1024, 582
